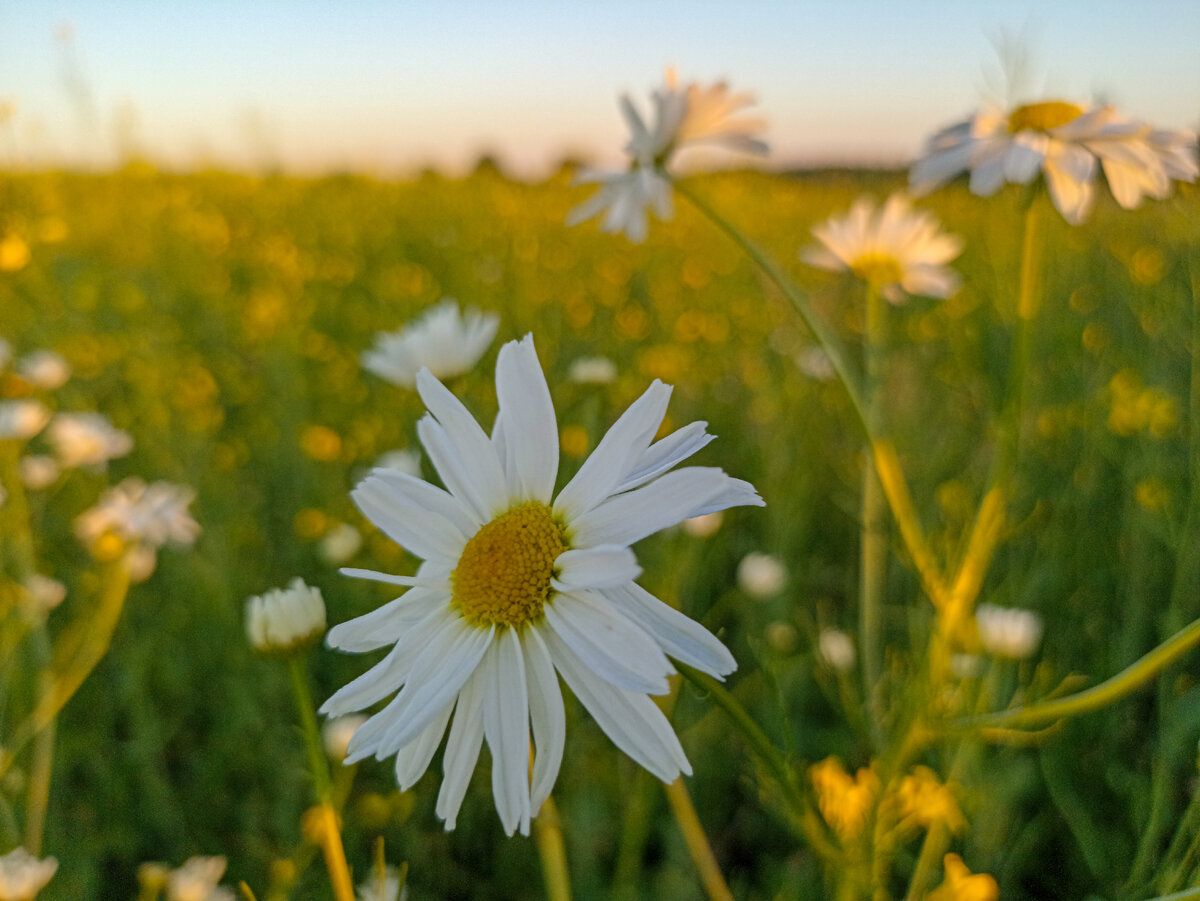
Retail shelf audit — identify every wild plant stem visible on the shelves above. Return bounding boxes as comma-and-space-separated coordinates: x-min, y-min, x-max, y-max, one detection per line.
534, 795, 573, 901
860, 284, 887, 736
664, 778, 734, 901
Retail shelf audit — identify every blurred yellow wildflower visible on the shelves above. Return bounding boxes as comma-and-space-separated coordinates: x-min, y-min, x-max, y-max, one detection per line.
810, 757, 880, 842
1135, 477, 1170, 513
294, 508, 328, 540
894, 766, 966, 834
301, 424, 342, 461
0, 235, 31, 273
560, 424, 590, 458
928, 854, 999, 901
1106, 370, 1179, 437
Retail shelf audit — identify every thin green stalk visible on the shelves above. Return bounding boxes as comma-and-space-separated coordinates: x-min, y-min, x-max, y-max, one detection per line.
675, 179, 870, 436
286, 655, 353, 901
675, 663, 837, 861
960, 616, 1200, 731
534, 795, 572, 901
664, 778, 734, 901
860, 283, 887, 735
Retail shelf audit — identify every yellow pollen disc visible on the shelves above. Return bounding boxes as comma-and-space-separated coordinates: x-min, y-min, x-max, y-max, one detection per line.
451, 501, 566, 626
850, 253, 904, 286
1007, 101, 1084, 133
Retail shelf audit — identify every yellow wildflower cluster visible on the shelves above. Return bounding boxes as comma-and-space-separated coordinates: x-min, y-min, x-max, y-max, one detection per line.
810, 756, 880, 843
928, 854, 999, 901
893, 766, 966, 835
1106, 369, 1179, 438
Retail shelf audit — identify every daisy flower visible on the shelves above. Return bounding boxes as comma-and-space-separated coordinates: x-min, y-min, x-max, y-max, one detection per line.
75, 478, 200, 567
245, 578, 327, 654
362, 299, 499, 389
0, 847, 57, 901
47, 412, 133, 469
322, 335, 762, 836
801, 195, 963, 303
910, 100, 1198, 224
568, 69, 767, 242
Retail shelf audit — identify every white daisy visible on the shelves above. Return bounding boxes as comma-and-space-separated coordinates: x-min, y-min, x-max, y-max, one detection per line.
568, 69, 767, 242
46, 412, 133, 469
0, 400, 50, 441
322, 335, 762, 836
801, 195, 963, 303
166, 856, 234, 901
245, 578, 328, 654
17, 350, 70, 390
362, 299, 499, 389
75, 478, 200, 551
0, 847, 57, 901
910, 100, 1198, 224
975, 603, 1043, 660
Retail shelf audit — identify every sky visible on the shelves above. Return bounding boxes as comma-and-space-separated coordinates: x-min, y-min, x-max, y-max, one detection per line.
0, 1, 1197, 178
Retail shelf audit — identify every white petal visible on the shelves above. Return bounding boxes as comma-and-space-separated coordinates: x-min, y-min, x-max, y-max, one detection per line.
364, 620, 494, 760
483, 627, 531, 836
1004, 132, 1047, 183
351, 477, 467, 561
338, 567, 449, 590
418, 415, 501, 524
543, 590, 672, 694
604, 582, 737, 677
616, 421, 715, 493
1044, 145, 1097, 224
370, 467, 481, 538
552, 545, 642, 592
523, 626, 565, 812
325, 585, 446, 652
393, 701, 453, 789
493, 336, 559, 503
569, 467, 730, 547
436, 669, 487, 829
554, 380, 671, 522
321, 607, 446, 717
543, 627, 690, 782
902, 264, 961, 299
968, 144, 1008, 196
416, 369, 509, 517
683, 477, 764, 518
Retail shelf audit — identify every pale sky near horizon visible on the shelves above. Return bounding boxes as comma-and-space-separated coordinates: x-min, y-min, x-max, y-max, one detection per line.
0, 1, 1197, 177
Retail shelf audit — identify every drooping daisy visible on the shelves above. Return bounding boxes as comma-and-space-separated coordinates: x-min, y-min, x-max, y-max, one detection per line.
568, 69, 767, 242
910, 100, 1198, 224
0, 847, 57, 901
801, 195, 963, 303
46, 412, 133, 469
75, 478, 200, 570
322, 335, 762, 836
362, 299, 499, 388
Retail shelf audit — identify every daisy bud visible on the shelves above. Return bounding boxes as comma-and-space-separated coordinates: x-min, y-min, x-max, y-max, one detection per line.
0, 847, 58, 901
681, 511, 723, 537
975, 603, 1043, 660
818, 628, 856, 672
737, 552, 787, 598
245, 578, 327, 654
322, 714, 368, 762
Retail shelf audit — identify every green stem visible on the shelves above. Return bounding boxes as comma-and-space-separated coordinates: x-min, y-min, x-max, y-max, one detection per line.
960, 616, 1200, 730
675, 663, 838, 861
286, 655, 332, 802
675, 179, 871, 437
534, 795, 573, 901
860, 284, 887, 736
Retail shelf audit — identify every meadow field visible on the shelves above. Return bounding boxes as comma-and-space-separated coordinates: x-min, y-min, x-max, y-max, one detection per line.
2, 162, 1199, 900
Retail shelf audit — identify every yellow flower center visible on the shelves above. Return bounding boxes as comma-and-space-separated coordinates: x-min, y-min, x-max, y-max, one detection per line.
451, 501, 566, 626
850, 253, 903, 286
1006, 101, 1084, 133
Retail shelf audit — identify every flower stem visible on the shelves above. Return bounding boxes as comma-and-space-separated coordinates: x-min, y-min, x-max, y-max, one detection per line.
534, 795, 572, 901
664, 778, 734, 901
959, 616, 1200, 730
674, 179, 870, 435
287, 655, 353, 901
859, 284, 887, 733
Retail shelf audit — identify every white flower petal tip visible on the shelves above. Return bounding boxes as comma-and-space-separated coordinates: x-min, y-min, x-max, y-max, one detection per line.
910, 100, 1197, 224
569, 70, 766, 242
362, 299, 499, 388
801, 193, 962, 302
323, 335, 758, 833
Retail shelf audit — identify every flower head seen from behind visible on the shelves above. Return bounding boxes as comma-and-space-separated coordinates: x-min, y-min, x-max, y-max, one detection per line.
0, 847, 57, 901
568, 69, 767, 242
166, 856, 235, 901
910, 99, 1198, 225
246, 578, 328, 654
47, 412, 133, 469
323, 335, 763, 836
362, 299, 499, 389
75, 478, 200, 572
802, 195, 963, 304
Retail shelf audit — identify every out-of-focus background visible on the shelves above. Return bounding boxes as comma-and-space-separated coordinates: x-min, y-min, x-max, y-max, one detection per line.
1, 1, 1198, 176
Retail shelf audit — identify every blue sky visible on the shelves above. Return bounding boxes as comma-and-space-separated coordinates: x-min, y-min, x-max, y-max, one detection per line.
0, 1, 1197, 176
